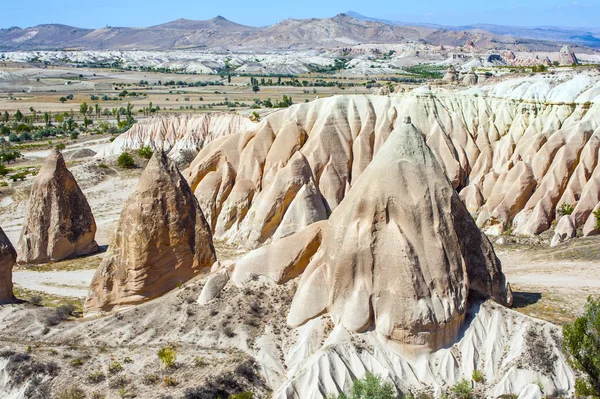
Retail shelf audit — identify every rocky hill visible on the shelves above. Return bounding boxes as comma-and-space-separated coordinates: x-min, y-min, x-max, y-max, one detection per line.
183, 71, 600, 249
0, 14, 595, 51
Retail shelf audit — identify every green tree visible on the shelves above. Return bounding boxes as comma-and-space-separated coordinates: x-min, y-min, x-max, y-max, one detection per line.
43, 112, 50, 126
564, 296, 600, 397
252, 85, 260, 93
117, 152, 135, 169
14, 110, 23, 122
59, 97, 67, 103
2, 111, 8, 123
80, 102, 88, 118
56, 143, 66, 151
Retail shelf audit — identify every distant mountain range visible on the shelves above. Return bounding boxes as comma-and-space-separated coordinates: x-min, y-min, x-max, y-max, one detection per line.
346, 11, 600, 49
0, 13, 598, 52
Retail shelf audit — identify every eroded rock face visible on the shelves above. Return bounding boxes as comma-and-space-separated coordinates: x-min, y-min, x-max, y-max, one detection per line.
0, 226, 17, 303
85, 152, 216, 314
17, 150, 97, 264
96, 113, 256, 160
232, 119, 511, 353
185, 73, 600, 247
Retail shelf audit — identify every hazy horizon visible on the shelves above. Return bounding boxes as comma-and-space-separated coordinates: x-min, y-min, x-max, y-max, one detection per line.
1, 0, 599, 30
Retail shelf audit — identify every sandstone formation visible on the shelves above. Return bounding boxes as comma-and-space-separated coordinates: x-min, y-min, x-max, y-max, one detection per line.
442, 66, 458, 83
231, 118, 512, 353
0, 226, 16, 303
559, 45, 578, 65
85, 151, 216, 314
185, 72, 600, 248
17, 150, 97, 264
96, 113, 256, 160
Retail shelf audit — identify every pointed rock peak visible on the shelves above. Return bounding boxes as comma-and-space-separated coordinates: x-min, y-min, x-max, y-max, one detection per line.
282, 120, 511, 353
85, 149, 216, 314
0, 226, 17, 303
18, 149, 97, 264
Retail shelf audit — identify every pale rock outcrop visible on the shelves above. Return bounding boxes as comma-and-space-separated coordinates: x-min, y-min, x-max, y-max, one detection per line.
583, 202, 600, 236
197, 270, 230, 305
85, 151, 216, 314
559, 45, 578, 65
17, 150, 97, 264
462, 70, 478, 85
517, 384, 543, 399
96, 113, 255, 160
443, 66, 458, 83
232, 118, 511, 353
185, 72, 600, 247
0, 226, 16, 303
551, 215, 577, 247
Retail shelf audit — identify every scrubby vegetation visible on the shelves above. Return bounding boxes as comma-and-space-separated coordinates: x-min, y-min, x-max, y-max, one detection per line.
117, 152, 135, 169
157, 346, 177, 368
557, 202, 575, 216
328, 372, 398, 399
563, 296, 600, 397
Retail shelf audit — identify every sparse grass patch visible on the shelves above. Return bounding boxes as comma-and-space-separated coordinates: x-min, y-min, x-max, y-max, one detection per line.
450, 379, 472, 399
108, 360, 123, 374
87, 370, 106, 383
109, 375, 128, 389
472, 369, 484, 383
143, 373, 160, 385
56, 385, 86, 399
163, 375, 178, 387
157, 346, 177, 368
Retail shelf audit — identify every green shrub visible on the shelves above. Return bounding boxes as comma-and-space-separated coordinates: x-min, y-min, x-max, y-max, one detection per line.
143, 373, 160, 385
117, 152, 135, 169
98, 163, 109, 169
472, 369, 484, 383
57, 385, 86, 399
158, 346, 177, 368
162, 375, 178, 387
0, 164, 8, 176
563, 296, 600, 397
108, 360, 123, 374
87, 370, 106, 383
69, 357, 84, 367
450, 379, 472, 399
123, 356, 133, 364
557, 203, 575, 216
229, 393, 253, 399
594, 208, 600, 231
138, 145, 153, 159
329, 372, 396, 399
56, 143, 66, 151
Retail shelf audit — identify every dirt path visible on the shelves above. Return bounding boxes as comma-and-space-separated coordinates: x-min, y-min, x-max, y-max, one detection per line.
497, 236, 600, 325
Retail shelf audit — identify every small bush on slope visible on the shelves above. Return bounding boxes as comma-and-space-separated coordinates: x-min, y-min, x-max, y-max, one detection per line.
329, 372, 398, 399
138, 145, 153, 159
117, 152, 135, 169
563, 295, 600, 397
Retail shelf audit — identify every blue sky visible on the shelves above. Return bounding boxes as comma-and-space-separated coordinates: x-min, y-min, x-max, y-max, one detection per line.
1, 0, 598, 29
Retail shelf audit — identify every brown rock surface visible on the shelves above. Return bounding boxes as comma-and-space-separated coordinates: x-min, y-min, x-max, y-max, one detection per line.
0, 226, 17, 303
185, 73, 600, 247
85, 151, 216, 314
17, 150, 97, 264
232, 118, 511, 353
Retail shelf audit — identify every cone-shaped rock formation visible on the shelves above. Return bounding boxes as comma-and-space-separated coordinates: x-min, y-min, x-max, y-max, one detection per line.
232, 117, 512, 353
85, 151, 216, 314
0, 226, 17, 303
17, 149, 97, 264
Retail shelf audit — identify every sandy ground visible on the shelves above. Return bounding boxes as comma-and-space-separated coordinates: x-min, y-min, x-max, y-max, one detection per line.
497, 236, 600, 325
13, 270, 95, 297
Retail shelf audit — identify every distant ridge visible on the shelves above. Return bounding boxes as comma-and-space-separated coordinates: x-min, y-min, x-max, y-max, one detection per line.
0, 14, 598, 51
346, 10, 600, 49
